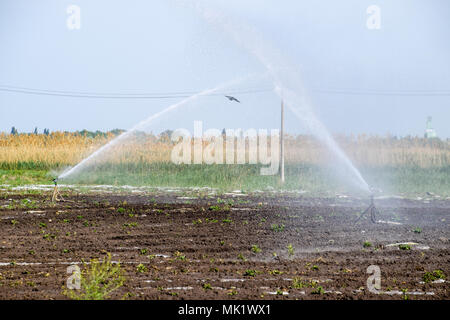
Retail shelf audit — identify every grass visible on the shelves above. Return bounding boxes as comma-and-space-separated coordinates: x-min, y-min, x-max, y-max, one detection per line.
0, 132, 449, 195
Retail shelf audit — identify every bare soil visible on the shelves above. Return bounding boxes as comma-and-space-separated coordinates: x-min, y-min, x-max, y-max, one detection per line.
0, 190, 448, 300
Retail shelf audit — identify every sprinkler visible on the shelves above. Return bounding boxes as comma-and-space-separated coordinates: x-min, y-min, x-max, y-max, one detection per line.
51, 178, 64, 202
356, 193, 379, 224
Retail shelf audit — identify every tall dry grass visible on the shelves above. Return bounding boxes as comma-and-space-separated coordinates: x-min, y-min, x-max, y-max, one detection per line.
0, 132, 448, 170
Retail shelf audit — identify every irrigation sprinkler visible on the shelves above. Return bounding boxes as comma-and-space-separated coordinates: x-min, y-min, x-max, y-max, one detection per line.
356, 193, 379, 224
51, 178, 64, 202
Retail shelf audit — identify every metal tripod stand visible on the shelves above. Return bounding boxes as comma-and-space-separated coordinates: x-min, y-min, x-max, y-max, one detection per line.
356, 194, 378, 224
51, 178, 64, 202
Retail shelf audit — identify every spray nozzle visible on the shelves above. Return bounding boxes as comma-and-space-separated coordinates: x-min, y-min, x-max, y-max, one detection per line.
52, 178, 58, 186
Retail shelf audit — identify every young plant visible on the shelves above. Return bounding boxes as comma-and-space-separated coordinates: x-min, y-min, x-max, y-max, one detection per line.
311, 286, 325, 295
251, 245, 261, 254
136, 264, 148, 273
422, 270, 446, 283
244, 269, 258, 277
287, 244, 294, 256
271, 224, 285, 232
202, 283, 212, 290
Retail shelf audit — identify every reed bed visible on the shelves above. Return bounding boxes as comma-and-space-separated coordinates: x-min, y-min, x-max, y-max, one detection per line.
1, 132, 448, 170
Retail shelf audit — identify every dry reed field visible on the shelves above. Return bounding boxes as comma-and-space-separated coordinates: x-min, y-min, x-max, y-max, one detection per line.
1, 132, 449, 169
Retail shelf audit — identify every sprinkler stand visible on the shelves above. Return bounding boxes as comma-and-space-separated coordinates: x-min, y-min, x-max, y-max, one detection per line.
356, 194, 379, 224
51, 178, 64, 202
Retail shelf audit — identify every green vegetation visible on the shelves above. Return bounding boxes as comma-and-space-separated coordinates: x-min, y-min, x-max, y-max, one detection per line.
1, 164, 448, 196
251, 245, 261, 254
202, 283, 212, 290
136, 264, 148, 273
292, 278, 318, 289
63, 252, 125, 300
363, 241, 372, 248
422, 270, 446, 283
271, 224, 285, 232
287, 244, 294, 256
244, 269, 258, 277
237, 253, 247, 262
311, 286, 325, 295
399, 244, 411, 250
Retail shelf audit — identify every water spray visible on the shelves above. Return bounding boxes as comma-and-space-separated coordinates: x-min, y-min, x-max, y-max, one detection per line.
356, 192, 379, 224
51, 178, 64, 202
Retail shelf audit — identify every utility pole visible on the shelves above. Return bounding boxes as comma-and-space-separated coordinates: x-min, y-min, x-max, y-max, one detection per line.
280, 100, 285, 184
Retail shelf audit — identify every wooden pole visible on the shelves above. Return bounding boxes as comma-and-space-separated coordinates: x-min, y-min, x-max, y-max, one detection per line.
280, 100, 285, 183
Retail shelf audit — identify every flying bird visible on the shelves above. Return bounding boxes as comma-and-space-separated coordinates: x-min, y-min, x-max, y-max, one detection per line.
225, 95, 241, 103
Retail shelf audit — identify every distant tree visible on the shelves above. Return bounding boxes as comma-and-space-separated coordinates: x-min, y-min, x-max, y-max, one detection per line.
110, 129, 125, 136
43, 128, 50, 136
10, 127, 18, 135
160, 129, 173, 141
33, 127, 38, 135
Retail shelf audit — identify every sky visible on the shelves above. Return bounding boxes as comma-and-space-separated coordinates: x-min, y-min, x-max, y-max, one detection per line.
0, 0, 449, 138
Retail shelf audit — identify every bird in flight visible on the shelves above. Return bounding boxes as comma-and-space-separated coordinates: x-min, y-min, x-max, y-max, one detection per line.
225, 95, 241, 103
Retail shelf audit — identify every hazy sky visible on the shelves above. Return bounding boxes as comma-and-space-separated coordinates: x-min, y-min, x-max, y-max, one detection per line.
1, 0, 449, 137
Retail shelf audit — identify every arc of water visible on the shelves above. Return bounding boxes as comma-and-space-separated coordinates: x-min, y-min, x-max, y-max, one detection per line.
187, 1, 370, 193
58, 75, 260, 180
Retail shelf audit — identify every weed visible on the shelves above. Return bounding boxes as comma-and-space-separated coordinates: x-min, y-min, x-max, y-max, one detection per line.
251, 245, 261, 254
63, 252, 125, 300
363, 241, 372, 248
228, 289, 238, 296
237, 253, 247, 262
271, 224, 285, 232
136, 264, 148, 273
399, 244, 411, 250
287, 244, 294, 256
423, 270, 446, 283
276, 289, 284, 295
202, 283, 212, 290
174, 251, 186, 261
123, 222, 137, 228
292, 278, 318, 289
244, 270, 258, 277
269, 270, 283, 275
311, 286, 324, 295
